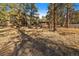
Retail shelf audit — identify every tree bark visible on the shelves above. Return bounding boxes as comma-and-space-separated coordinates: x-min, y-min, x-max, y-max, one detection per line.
65, 7, 69, 28
53, 4, 57, 31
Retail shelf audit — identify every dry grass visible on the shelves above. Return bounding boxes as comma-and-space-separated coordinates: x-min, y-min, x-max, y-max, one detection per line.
58, 28, 79, 35
0, 27, 79, 56
0, 27, 20, 55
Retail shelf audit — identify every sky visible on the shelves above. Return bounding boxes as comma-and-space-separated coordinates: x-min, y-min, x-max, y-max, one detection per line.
35, 3, 79, 18
74, 3, 79, 10
4, 3, 79, 19
4, 3, 79, 18
36, 3, 49, 18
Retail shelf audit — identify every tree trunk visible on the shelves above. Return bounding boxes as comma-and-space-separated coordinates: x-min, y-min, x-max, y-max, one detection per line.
49, 18, 52, 31
65, 7, 69, 28
53, 4, 57, 31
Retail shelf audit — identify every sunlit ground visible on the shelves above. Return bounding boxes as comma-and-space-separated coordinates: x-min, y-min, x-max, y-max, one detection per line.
0, 27, 79, 55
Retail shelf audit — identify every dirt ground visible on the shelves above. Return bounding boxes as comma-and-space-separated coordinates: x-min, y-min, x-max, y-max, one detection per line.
0, 27, 79, 56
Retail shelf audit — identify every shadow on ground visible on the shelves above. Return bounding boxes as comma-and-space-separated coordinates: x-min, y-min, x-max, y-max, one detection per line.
12, 29, 79, 56
0, 27, 79, 56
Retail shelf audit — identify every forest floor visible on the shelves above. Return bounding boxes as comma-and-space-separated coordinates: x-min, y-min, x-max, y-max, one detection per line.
0, 27, 79, 56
